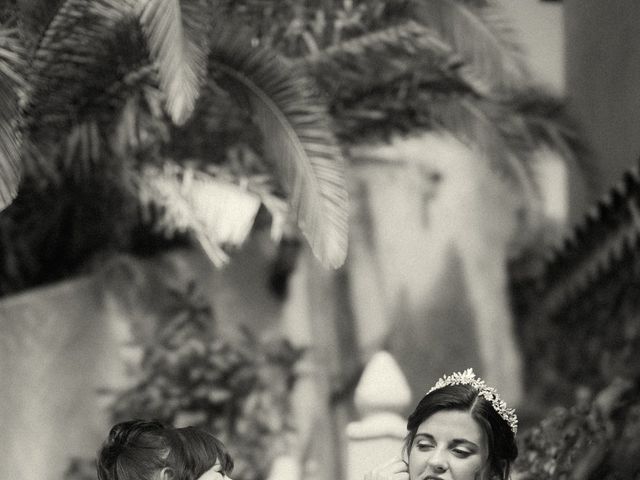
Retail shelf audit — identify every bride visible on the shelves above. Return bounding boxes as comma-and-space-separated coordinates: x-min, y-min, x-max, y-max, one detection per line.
366, 369, 518, 480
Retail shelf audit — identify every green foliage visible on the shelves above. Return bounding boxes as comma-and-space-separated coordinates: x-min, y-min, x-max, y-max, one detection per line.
138, 0, 212, 125
222, 0, 580, 231
515, 401, 609, 479
0, 0, 348, 288
106, 283, 304, 480
0, 0, 582, 293
512, 198, 640, 478
514, 379, 640, 480
0, 23, 22, 208
205, 21, 348, 268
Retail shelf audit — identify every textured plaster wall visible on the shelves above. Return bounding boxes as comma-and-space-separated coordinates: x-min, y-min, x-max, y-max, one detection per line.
348, 132, 524, 407
564, 0, 640, 199
0, 277, 129, 480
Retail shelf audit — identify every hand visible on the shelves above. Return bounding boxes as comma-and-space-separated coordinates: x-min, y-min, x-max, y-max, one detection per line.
364, 456, 409, 480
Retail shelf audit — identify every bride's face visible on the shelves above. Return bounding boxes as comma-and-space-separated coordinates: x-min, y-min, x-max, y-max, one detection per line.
408, 410, 489, 480
196, 461, 233, 480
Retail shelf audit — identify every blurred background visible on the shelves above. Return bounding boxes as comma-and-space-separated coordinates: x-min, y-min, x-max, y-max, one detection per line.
1, 1, 640, 479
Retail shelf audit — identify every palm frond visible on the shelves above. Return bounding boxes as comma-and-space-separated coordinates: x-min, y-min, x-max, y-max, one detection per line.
20, 138, 62, 187
138, 0, 211, 125
21, 0, 138, 138
137, 162, 263, 267
14, 0, 65, 53
410, 0, 530, 96
333, 76, 580, 169
302, 20, 457, 100
0, 26, 23, 209
0, 26, 25, 86
0, 79, 20, 209
63, 120, 102, 180
507, 90, 585, 167
207, 23, 348, 269
110, 82, 169, 160
338, 84, 541, 216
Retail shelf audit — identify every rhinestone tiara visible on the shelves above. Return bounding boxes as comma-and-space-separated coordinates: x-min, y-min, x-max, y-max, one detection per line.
426, 368, 518, 434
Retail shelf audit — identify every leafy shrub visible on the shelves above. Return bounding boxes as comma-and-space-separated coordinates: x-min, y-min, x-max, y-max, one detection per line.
514, 379, 640, 480
68, 283, 303, 480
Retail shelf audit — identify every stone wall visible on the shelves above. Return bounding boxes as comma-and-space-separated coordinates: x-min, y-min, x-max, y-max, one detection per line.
0, 277, 128, 480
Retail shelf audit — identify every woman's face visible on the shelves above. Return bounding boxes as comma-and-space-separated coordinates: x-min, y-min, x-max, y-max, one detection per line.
408, 410, 489, 480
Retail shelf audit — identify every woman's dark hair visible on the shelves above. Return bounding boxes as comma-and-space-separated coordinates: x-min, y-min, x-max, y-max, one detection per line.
172, 426, 234, 480
96, 420, 175, 480
403, 384, 518, 480
96, 420, 233, 480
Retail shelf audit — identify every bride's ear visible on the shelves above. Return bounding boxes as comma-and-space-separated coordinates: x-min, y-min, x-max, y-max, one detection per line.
159, 467, 175, 480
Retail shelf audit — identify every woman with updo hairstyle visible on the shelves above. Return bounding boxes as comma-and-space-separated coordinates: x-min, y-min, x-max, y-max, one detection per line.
96, 420, 234, 480
365, 369, 518, 480
172, 426, 234, 480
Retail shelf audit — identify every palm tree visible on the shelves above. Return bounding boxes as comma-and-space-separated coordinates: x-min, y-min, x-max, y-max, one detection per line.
0, 0, 577, 295
0, 0, 352, 294
0, 2, 583, 479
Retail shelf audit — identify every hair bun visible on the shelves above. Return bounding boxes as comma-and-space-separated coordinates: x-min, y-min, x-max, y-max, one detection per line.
103, 420, 166, 458
97, 420, 171, 480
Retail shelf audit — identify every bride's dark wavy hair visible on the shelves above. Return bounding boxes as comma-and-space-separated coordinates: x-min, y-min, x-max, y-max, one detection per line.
96, 420, 233, 480
403, 384, 517, 480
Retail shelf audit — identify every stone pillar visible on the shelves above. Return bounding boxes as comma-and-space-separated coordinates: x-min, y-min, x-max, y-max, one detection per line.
346, 351, 411, 480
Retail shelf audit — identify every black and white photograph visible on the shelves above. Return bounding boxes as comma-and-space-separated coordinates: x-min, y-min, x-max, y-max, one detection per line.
1, 1, 639, 479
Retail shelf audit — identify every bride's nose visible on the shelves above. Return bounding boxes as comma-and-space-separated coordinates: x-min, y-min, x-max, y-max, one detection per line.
426, 448, 448, 473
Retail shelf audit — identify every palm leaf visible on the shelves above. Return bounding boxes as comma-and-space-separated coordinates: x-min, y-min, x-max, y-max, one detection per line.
207, 23, 348, 269
410, 0, 530, 96
110, 80, 169, 162
137, 162, 263, 267
508, 90, 585, 168
137, 0, 211, 125
20, 137, 62, 187
14, 0, 66, 53
0, 26, 23, 209
21, 0, 137, 138
302, 20, 457, 101
63, 120, 102, 180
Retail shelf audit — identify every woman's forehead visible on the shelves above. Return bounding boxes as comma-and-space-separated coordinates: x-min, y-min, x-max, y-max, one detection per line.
416, 410, 484, 444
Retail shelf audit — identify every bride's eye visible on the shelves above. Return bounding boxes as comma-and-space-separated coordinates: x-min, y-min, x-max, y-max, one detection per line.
451, 448, 472, 458
415, 440, 435, 451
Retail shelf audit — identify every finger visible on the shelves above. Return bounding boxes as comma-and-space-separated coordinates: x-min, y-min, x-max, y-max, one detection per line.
394, 473, 409, 480
382, 460, 409, 474
371, 462, 408, 479
379, 457, 402, 469
369, 456, 408, 480
369, 461, 393, 476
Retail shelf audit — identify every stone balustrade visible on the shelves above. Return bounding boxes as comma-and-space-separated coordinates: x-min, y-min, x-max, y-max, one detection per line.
346, 351, 412, 480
